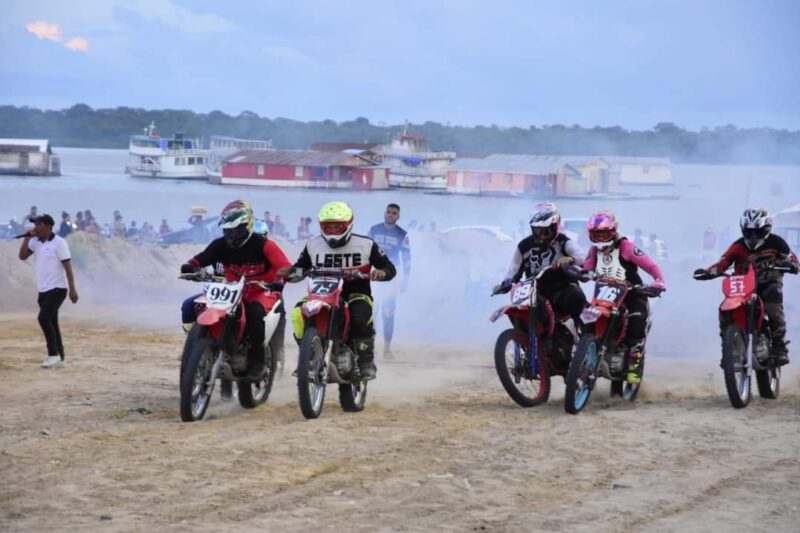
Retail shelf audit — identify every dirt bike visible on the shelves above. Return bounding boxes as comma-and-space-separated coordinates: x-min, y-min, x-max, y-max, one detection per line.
564, 275, 663, 414
289, 267, 375, 419
178, 272, 282, 422
490, 268, 578, 407
694, 260, 796, 408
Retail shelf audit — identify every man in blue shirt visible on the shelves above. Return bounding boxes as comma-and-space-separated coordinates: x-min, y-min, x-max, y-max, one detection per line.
368, 203, 411, 359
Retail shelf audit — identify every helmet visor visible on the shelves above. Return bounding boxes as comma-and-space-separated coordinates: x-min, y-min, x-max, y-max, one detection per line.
223, 225, 249, 247
742, 226, 769, 246
532, 225, 556, 241
320, 221, 348, 236
589, 229, 615, 243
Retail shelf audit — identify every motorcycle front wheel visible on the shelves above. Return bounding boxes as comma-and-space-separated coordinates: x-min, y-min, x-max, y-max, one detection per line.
564, 334, 600, 414
493, 328, 551, 407
179, 332, 218, 422
721, 324, 751, 408
297, 327, 328, 419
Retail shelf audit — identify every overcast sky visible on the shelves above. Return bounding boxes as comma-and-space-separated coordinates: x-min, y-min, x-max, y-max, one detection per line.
1, 0, 798, 130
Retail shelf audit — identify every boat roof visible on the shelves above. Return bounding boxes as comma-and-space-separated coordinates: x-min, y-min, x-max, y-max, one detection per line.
0, 138, 51, 153
224, 149, 363, 167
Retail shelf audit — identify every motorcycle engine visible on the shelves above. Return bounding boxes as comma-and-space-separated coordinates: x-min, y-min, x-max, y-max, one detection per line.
608, 345, 627, 375
334, 344, 355, 377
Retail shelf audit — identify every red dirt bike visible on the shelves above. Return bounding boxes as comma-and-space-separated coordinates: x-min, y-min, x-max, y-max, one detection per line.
289, 267, 377, 419
490, 268, 578, 407
564, 274, 663, 414
179, 272, 283, 422
694, 260, 796, 408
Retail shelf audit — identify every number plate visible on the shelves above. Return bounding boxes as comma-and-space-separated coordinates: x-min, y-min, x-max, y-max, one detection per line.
511, 280, 534, 306
593, 282, 625, 304
310, 277, 340, 296
204, 281, 242, 310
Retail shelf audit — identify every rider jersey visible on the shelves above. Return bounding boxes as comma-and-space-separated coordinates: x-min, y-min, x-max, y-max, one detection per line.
188, 234, 291, 284
506, 233, 585, 290
293, 233, 397, 298
709, 234, 799, 285
368, 223, 411, 277
583, 238, 665, 286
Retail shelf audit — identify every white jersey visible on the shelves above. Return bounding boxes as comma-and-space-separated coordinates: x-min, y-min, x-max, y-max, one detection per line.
594, 247, 627, 282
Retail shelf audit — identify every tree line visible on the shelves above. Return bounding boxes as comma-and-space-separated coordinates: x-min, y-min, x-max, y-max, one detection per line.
1, 104, 799, 164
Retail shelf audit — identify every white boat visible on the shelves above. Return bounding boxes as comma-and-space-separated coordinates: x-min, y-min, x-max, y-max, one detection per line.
205, 135, 272, 183
126, 122, 208, 180
377, 123, 455, 189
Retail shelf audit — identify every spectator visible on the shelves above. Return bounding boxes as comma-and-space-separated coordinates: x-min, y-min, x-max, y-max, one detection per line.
158, 218, 171, 235
127, 221, 140, 238
263, 211, 275, 233
112, 212, 126, 238
58, 211, 74, 238
297, 216, 312, 241
22, 205, 37, 230
17, 214, 79, 368
633, 228, 644, 249
74, 211, 85, 231
429, 221, 439, 234
85, 217, 101, 235
273, 215, 288, 238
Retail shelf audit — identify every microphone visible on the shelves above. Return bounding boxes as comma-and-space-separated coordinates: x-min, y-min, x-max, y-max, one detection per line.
14, 233, 29, 239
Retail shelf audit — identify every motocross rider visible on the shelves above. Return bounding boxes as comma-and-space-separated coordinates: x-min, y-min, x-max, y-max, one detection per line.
582, 211, 666, 384
180, 201, 291, 380
694, 208, 799, 366
280, 201, 396, 381
493, 202, 587, 331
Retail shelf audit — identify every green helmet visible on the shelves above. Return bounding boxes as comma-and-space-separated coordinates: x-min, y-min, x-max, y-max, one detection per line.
318, 201, 354, 248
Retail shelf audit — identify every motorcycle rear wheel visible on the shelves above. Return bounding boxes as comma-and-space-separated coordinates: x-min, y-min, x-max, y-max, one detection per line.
297, 327, 327, 419
238, 347, 277, 408
180, 333, 217, 422
493, 329, 551, 407
564, 334, 599, 414
721, 324, 751, 408
755, 366, 780, 400
339, 380, 368, 412
610, 355, 644, 402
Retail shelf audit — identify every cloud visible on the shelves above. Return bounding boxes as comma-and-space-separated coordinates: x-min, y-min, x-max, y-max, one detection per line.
25, 20, 63, 42
64, 37, 90, 53
123, 0, 234, 34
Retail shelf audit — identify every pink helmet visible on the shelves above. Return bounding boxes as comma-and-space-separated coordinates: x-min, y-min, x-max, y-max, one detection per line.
587, 211, 619, 248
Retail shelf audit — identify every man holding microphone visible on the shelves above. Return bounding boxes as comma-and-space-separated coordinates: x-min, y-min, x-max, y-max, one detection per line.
18, 214, 79, 368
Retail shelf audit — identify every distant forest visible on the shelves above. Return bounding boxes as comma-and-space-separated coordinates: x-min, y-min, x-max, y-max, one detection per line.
1, 104, 799, 164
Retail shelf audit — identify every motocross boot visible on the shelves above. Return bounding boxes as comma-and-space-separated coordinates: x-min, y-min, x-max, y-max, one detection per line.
770, 339, 790, 367
625, 341, 645, 384
355, 337, 377, 381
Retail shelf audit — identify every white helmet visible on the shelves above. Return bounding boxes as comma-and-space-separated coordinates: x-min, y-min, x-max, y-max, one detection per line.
529, 202, 560, 244
740, 208, 772, 250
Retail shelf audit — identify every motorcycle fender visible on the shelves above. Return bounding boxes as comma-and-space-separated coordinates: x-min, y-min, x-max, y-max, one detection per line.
198, 307, 226, 327
302, 299, 331, 317
490, 305, 511, 323
263, 307, 281, 345
720, 296, 745, 312
581, 306, 603, 324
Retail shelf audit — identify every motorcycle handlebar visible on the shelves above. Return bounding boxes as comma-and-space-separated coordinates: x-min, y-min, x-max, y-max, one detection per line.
693, 261, 798, 281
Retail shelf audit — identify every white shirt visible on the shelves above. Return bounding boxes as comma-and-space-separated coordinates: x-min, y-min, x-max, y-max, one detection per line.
28, 235, 71, 292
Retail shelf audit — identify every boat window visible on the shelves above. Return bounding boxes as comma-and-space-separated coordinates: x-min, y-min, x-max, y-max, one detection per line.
188, 157, 195, 165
